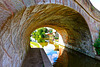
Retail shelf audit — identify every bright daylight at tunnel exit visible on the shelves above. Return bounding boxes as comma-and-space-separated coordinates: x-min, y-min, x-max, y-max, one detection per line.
30, 27, 65, 64
0, 0, 100, 67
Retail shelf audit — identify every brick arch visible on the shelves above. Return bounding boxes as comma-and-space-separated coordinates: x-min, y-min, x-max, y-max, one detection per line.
0, 0, 100, 67
20, 4, 94, 58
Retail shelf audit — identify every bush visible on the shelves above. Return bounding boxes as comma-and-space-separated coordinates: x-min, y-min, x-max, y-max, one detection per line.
54, 37, 59, 39
94, 35, 100, 55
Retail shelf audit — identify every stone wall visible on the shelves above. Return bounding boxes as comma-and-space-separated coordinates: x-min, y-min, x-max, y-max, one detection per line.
0, 0, 100, 67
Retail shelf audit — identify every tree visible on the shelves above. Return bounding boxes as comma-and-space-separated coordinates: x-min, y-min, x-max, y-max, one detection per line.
43, 28, 48, 33
31, 27, 47, 43
37, 28, 43, 35
49, 29, 53, 33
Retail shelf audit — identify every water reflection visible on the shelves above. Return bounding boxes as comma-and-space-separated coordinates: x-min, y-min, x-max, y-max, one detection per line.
43, 43, 65, 64
30, 27, 100, 67
30, 38, 100, 67
30, 38, 65, 65
66, 48, 100, 67
53, 50, 68, 67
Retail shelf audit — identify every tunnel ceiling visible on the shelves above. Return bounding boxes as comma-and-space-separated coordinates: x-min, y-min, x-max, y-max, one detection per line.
19, 4, 92, 49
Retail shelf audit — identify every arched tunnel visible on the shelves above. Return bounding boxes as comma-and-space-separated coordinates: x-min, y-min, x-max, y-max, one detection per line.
18, 4, 94, 57
0, 1, 99, 67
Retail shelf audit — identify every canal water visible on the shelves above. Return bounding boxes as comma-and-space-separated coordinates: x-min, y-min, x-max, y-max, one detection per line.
30, 39, 100, 67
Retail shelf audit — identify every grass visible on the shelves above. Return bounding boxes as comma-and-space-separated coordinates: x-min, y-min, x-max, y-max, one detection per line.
30, 42, 40, 48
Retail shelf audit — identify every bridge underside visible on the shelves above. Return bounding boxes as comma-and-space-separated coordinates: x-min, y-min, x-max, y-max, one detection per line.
21, 4, 94, 56
0, 4, 95, 67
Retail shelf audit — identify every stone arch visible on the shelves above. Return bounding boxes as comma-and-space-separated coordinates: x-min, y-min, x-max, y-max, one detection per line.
0, 0, 99, 67
19, 4, 94, 57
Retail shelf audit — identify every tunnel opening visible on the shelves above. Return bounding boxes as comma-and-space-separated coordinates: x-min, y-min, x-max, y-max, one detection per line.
30, 27, 65, 48
30, 27, 65, 64
21, 27, 68, 67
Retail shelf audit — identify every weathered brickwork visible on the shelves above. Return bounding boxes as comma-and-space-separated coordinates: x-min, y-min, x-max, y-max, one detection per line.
0, 0, 100, 67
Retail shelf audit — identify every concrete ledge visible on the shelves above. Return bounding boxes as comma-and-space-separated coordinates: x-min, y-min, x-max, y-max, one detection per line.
21, 48, 44, 67
40, 48, 52, 67
21, 48, 52, 67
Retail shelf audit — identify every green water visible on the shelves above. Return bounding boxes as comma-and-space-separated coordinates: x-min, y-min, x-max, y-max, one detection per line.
30, 38, 100, 67
53, 48, 100, 67
30, 41, 100, 67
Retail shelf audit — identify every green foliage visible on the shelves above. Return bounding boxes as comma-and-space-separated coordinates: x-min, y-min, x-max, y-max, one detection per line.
49, 29, 53, 33
30, 37, 32, 41
30, 42, 40, 48
43, 28, 48, 33
54, 37, 59, 39
94, 34, 100, 55
31, 27, 49, 43
94, 39, 100, 48
37, 29, 42, 35
95, 48, 100, 55
37, 38, 45, 43
91, 6, 95, 11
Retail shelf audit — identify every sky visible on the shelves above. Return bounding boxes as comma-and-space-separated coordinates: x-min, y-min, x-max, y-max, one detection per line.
90, 0, 100, 11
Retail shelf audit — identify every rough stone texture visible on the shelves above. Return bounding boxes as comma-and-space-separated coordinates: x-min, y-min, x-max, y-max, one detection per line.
22, 48, 44, 67
0, 0, 100, 67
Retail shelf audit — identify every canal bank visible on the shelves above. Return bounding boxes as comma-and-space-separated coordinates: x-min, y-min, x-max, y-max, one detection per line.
21, 47, 100, 67
21, 48, 52, 67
